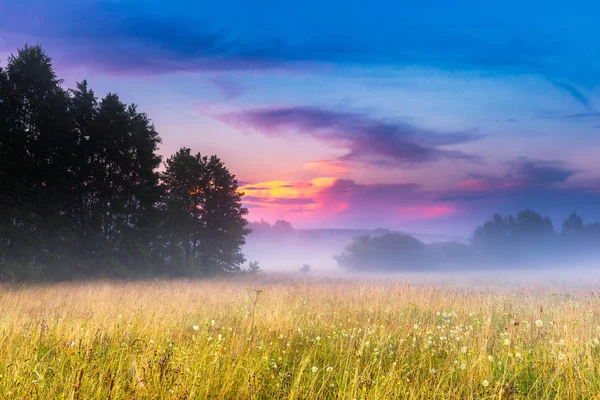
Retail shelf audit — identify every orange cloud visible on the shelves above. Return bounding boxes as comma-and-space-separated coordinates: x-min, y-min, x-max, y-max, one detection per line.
241, 177, 339, 213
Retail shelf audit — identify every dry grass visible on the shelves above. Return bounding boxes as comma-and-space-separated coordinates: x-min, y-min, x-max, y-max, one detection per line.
1, 276, 600, 399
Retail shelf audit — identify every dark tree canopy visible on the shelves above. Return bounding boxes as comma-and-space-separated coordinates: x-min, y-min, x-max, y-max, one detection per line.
160, 148, 250, 275
0, 45, 250, 280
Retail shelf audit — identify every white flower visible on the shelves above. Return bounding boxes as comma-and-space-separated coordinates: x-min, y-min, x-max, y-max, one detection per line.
482, 379, 489, 387
210, 320, 215, 326
535, 320, 543, 328
413, 324, 419, 330
326, 366, 333, 372
460, 346, 468, 353
430, 368, 436, 374
193, 325, 200, 331
460, 363, 466, 370
515, 352, 521, 359
503, 338, 511, 346
557, 353, 565, 360
311, 366, 319, 373
487, 355, 494, 362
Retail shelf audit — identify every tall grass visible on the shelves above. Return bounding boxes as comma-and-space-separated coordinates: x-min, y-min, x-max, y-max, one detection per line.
0, 277, 599, 399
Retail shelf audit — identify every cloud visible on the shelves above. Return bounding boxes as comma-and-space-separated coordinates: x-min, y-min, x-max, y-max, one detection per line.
565, 112, 600, 119
209, 77, 246, 99
240, 176, 458, 228
462, 158, 578, 191
244, 196, 317, 205
223, 106, 480, 166
432, 158, 594, 223
2, 0, 599, 91
303, 160, 350, 175
550, 81, 590, 108
510, 158, 577, 186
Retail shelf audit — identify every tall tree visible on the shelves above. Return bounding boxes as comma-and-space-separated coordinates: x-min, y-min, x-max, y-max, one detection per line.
0, 45, 73, 279
161, 148, 250, 275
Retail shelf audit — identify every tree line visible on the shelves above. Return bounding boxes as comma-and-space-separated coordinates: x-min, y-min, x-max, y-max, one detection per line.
336, 209, 600, 272
0, 45, 249, 281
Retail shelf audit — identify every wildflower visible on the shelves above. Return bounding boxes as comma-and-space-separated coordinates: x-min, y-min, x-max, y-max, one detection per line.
535, 320, 543, 328
460, 363, 466, 370
193, 325, 199, 331
413, 324, 419, 330
482, 380, 489, 387
487, 355, 494, 362
557, 353, 565, 360
503, 338, 511, 346
430, 368, 436, 374
326, 366, 333, 372
460, 346, 468, 353
311, 366, 319, 373
210, 320, 215, 327
515, 352, 521, 359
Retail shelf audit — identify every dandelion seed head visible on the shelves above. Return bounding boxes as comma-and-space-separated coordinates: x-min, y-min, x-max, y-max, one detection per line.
535, 320, 543, 328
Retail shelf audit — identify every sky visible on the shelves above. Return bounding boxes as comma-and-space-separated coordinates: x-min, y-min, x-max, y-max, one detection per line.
2, 0, 600, 235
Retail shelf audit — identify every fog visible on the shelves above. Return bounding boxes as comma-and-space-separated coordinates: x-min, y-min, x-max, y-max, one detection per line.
243, 211, 600, 287
243, 221, 467, 273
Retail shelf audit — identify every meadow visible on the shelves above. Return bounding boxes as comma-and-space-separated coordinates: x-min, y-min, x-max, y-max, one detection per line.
1, 275, 600, 399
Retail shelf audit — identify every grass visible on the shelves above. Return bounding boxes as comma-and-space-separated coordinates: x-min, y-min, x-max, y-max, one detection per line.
1, 276, 600, 399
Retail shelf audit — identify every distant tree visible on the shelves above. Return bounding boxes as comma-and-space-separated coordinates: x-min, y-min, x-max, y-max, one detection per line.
161, 148, 250, 275
561, 212, 584, 235
248, 261, 261, 274
300, 264, 311, 273
274, 220, 293, 233
506, 209, 554, 239
471, 214, 509, 247
335, 233, 429, 272
472, 209, 554, 247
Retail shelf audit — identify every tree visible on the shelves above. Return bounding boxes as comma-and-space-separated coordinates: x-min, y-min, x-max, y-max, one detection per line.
335, 233, 429, 272
247, 261, 261, 274
161, 148, 250, 275
0, 45, 73, 279
300, 264, 311, 273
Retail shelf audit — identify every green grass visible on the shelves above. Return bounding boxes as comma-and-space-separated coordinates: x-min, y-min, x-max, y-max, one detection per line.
1, 277, 599, 399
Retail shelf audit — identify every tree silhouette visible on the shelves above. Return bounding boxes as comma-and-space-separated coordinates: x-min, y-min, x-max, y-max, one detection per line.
161, 148, 250, 275
0, 45, 250, 280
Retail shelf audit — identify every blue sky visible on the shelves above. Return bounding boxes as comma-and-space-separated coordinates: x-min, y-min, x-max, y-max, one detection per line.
2, 0, 600, 234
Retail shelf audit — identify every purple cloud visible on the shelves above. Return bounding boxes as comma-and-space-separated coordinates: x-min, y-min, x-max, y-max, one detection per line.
222, 106, 480, 166
244, 196, 317, 205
